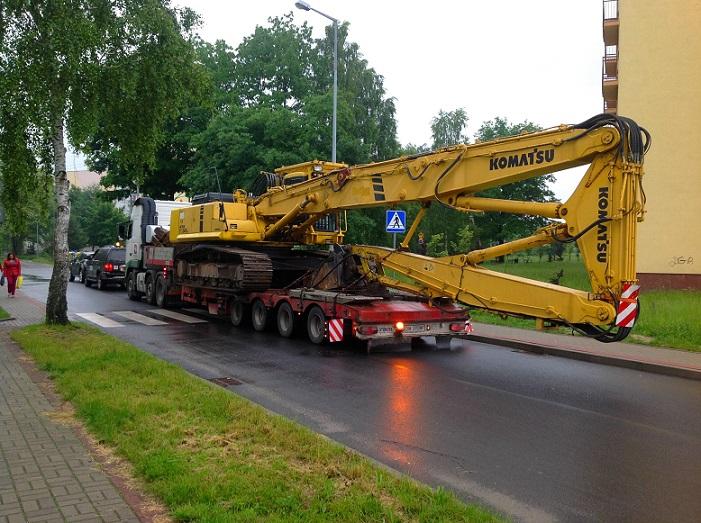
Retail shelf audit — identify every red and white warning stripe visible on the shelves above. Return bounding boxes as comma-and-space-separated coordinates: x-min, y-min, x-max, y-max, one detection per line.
328, 318, 344, 342
615, 283, 640, 328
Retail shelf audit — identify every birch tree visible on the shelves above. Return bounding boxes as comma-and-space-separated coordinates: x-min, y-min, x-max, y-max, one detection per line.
0, 0, 202, 323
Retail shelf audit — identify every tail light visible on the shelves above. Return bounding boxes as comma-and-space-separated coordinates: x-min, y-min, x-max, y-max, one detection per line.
394, 321, 405, 333
450, 322, 469, 332
103, 263, 114, 272
357, 325, 378, 335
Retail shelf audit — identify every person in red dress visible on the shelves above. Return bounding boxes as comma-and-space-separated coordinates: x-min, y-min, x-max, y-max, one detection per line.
2, 253, 22, 298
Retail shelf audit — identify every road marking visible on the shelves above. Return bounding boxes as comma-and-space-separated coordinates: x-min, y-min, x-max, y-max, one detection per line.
75, 313, 123, 328
148, 309, 208, 324
113, 311, 168, 326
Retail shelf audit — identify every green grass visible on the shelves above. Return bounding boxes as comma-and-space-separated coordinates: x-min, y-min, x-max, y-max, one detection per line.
12, 324, 501, 523
0, 306, 9, 320
632, 291, 701, 351
21, 252, 54, 265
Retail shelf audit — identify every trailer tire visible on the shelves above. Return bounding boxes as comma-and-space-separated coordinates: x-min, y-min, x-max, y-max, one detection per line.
306, 306, 326, 345
230, 301, 248, 327
155, 273, 169, 308
127, 273, 139, 301
251, 300, 268, 332
276, 302, 295, 338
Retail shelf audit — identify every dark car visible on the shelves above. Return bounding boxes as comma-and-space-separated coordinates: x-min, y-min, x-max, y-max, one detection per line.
83, 246, 126, 290
69, 251, 94, 283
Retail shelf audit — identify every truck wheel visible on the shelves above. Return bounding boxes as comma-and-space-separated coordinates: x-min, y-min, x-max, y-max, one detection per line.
230, 301, 248, 327
127, 273, 139, 301
84, 276, 92, 287
145, 273, 156, 305
276, 302, 295, 338
306, 306, 326, 345
251, 300, 268, 332
155, 274, 169, 308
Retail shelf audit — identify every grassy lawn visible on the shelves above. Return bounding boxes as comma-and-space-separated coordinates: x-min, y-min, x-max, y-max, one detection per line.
21, 252, 54, 265
470, 259, 701, 352
12, 324, 500, 523
0, 305, 9, 320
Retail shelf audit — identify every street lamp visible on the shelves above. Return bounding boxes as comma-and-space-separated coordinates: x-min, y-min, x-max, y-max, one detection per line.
295, 0, 338, 163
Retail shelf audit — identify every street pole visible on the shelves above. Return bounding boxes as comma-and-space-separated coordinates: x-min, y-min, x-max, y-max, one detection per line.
332, 19, 337, 162
295, 1, 338, 162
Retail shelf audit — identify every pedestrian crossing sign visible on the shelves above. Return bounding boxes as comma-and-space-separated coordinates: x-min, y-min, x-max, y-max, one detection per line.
386, 210, 407, 233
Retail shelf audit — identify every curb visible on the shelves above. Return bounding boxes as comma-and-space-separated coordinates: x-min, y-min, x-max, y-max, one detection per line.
466, 334, 701, 381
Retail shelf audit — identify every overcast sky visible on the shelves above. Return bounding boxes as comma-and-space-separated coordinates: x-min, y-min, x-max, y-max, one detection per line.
70, 0, 605, 199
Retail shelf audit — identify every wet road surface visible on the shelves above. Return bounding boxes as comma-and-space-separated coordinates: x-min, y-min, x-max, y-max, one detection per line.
19, 262, 701, 522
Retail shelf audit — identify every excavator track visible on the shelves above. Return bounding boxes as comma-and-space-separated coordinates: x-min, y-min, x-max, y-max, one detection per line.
174, 245, 273, 292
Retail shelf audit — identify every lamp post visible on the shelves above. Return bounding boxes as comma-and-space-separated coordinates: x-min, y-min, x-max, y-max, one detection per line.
295, 0, 338, 163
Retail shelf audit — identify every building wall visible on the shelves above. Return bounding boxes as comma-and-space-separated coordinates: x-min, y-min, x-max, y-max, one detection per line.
617, 0, 701, 288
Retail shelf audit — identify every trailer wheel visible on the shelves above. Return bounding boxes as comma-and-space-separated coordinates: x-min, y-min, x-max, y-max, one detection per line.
127, 273, 139, 301
251, 300, 268, 332
276, 302, 295, 338
155, 274, 169, 308
145, 273, 156, 305
306, 306, 326, 344
230, 301, 248, 327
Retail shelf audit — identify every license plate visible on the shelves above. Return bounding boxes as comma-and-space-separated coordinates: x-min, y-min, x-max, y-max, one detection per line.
119, 265, 126, 271
404, 323, 429, 334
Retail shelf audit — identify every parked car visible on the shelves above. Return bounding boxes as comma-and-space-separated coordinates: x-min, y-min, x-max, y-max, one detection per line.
83, 246, 126, 290
69, 251, 94, 283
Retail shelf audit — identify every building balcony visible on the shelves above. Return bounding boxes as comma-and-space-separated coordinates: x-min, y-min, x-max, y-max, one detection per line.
603, 0, 619, 46
602, 53, 618, 112
603, 98, 617, 114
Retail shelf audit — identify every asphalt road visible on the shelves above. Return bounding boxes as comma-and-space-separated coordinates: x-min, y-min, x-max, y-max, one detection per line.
19, 262, 701, 522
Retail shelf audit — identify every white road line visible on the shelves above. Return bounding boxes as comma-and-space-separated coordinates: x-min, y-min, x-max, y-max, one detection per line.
148, 309, 208, 324
113, 311, 168, 326
75, 313, 124, 328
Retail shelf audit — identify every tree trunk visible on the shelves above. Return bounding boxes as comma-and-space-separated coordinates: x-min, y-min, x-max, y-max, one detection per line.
46, 117, 70, 324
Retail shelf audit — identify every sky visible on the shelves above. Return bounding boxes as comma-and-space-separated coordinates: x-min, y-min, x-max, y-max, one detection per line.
70, 0, 605, 200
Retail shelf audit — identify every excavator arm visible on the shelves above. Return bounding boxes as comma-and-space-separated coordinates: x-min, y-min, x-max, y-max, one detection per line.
170, 114, 649, 341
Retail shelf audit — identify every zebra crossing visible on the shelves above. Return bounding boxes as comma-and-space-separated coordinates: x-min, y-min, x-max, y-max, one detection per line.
75, 308, 208, 328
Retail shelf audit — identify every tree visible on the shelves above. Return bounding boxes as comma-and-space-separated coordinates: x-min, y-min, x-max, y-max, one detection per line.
0, 1, 203, 323
180, 15, 401, 196
471, 117, 556, 248
431, 108, 469, 148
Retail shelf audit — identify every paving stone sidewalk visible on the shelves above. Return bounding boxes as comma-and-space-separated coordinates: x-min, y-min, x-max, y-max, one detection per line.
0, 294, 140, 523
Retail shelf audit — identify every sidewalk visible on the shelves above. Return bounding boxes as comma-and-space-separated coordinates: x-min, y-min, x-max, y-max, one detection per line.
0, 294, 141, 522
469, 322, 701, 381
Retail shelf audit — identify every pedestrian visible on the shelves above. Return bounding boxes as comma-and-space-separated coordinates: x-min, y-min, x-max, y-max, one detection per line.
2, 252, 22, 298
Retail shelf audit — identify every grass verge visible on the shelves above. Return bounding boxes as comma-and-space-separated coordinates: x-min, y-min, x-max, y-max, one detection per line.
12, 324, 500, 523
0, 305, 9, 320
22, 252, 54, 265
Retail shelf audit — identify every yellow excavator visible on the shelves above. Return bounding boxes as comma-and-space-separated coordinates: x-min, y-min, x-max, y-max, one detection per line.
166, 114, 649, 342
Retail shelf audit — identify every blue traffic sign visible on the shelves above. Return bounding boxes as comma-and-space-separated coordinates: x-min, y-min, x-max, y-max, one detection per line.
385, 210, 407, 233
